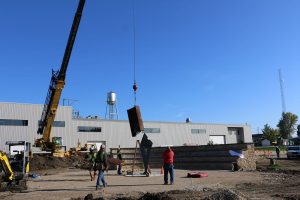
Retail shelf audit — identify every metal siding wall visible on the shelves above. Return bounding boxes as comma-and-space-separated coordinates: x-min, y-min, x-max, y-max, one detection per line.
204, 124, 227, 144
71, 119, 105, 150
188, 124, 210, 145
220, 125, 253, 144
107, 121, 138, 149
226, 129, 238, 144
0, 102, 72, 150
243, 126, 253, 143
72, 119, 140, 150
0, 103, 253, 151
225, 126, 238, 144
0, 103, 41, 150
144, 122, 220, 146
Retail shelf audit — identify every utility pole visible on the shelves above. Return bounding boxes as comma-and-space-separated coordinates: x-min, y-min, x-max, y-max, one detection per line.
63, 98, 78, 106
278, 69, 286, 113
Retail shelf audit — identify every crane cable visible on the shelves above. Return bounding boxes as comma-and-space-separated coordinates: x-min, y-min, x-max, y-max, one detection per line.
132, 0, 138, 106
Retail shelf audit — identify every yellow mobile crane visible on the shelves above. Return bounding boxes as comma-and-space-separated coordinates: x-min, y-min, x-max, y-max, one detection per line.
35, 0, 85, 152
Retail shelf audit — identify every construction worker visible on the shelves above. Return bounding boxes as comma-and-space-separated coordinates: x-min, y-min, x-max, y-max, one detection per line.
86, 147, 97, 181
95, 145, 108, 190
117, 145, 122, 175
276, 146, 280, 158
162, 146, 174, 185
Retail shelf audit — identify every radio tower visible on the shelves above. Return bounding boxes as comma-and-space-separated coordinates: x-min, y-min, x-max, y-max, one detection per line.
278, 69, 286, 113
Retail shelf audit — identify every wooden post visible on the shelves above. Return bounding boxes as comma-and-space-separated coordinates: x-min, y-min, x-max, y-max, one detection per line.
270, 158, 276, 166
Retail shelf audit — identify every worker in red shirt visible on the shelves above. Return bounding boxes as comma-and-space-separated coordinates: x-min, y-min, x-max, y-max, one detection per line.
162, 146, 174, 185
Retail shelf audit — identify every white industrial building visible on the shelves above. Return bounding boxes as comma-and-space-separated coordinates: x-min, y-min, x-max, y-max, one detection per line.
0, 102, 253, 151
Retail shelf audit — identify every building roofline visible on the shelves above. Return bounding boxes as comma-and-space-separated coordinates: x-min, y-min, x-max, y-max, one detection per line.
72, 118, 250, 127
0, 102, 72, 108
0, 102, 250, 127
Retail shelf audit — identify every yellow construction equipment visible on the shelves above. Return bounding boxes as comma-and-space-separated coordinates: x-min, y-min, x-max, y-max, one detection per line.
35, 0, 85, 153
0, 141, 30, 191
0, 151, 14, 182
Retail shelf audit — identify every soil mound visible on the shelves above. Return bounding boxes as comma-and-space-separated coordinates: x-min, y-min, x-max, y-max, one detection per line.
30, 154, 86, 171
74, 189, 244, 200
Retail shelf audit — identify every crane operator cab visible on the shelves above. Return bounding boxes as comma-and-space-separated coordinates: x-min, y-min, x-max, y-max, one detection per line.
0, 141, 30, 191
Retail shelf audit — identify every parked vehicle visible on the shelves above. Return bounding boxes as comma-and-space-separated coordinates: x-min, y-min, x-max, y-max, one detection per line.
287, 146, 300, 159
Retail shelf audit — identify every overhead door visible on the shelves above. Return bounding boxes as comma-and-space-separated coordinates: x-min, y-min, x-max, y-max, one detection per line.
209, 135, 225, 144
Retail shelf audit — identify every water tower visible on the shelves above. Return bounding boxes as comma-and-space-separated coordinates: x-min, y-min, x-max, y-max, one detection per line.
105, 91, 118, 120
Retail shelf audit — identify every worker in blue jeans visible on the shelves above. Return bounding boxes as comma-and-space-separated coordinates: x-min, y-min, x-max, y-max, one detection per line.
96, 170, 105, 190
95, 145, 107, 190
162, 146, 174, 185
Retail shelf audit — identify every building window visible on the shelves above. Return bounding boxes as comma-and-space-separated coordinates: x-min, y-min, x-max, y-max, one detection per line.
191, 129, 206, 134
38, 120, 65, 127
0, 119, 28, 126
144, 128, 160, 133
228, 127, 238, 135
78, 126, 102, 132
52, 121, 65, 127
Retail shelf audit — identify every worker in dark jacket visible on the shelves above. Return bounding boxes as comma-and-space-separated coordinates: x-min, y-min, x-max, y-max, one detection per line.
162, 146, 174, 185
95, 145, 108, 190
117, 145, 122, 175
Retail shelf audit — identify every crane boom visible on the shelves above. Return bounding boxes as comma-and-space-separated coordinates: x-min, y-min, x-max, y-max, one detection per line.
36, 0, 85, 150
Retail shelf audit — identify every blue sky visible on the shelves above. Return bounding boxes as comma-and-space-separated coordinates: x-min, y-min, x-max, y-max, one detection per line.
1, 0, 300, 134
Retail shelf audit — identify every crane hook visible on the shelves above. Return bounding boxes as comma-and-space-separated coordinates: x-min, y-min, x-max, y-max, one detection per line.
133, 82, 138, 92
133, 82, 138, 105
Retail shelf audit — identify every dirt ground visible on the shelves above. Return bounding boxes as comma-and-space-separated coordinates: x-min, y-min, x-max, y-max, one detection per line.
1, 156, 300, 200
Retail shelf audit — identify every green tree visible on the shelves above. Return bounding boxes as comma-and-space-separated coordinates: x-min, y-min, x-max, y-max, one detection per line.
262, 124, 279, 143
297, 125, 300, 138
277, 112, 298, 139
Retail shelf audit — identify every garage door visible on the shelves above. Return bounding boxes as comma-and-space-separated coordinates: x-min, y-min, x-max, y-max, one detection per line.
209, 135, 225, 144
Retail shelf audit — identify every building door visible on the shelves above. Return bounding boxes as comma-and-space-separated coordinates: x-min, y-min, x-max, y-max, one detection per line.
209, 135, 225, 144
228, 127, 244, 143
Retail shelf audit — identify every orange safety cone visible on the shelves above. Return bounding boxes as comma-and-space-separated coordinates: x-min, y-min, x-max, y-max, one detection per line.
161, 166, 164, 175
